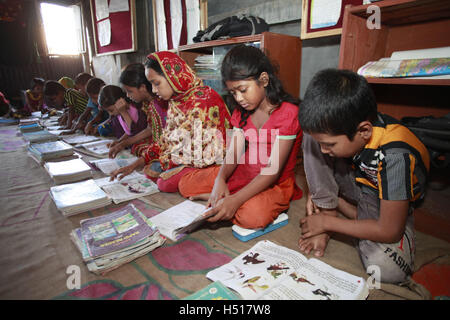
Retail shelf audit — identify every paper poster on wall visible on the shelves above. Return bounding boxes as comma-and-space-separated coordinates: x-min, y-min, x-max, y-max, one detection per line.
90, 0, 137, 55
109, 0, 129, 13
95, 0, 109, 21
98, 19, 111, 47
301, 0, 364, 39
310, 0, 342, 29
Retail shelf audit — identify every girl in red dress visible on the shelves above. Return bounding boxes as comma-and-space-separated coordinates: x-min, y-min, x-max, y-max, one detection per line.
178, 45, 303, 229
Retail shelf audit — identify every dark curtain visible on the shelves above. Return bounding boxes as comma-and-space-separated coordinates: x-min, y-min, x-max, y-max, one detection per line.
0, 0, 42, 66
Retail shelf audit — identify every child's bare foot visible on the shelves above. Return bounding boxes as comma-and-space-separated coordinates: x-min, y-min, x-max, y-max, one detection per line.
298, 233, 330, 257
188, 193, 210, 201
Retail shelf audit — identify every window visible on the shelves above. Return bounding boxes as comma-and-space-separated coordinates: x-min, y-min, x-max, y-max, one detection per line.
40, 2, 84, 55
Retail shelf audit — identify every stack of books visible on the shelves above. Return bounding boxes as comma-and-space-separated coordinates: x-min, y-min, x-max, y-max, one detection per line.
19, 118, 40, 126
19, 123, 43, 133
22, 130, 59, 143
44, 158, 92, 184
28, 140, 74, 163
50, 179, 112, 216
70, 203, 165, 275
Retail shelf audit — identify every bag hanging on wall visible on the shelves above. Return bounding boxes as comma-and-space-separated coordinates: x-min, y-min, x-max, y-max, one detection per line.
193, 14, 269, 42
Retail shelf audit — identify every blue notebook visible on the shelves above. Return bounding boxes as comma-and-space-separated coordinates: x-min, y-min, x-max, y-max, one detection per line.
232, 213, 289, 242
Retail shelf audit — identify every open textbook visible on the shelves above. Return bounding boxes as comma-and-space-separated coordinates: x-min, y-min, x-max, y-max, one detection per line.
207, 240, 369, 300
62, 134, 101, 145
149, 200, 215, 241
90, 152, 138, 174
70, 203, 165, 275
73, 139, 114, 158
94, 172, 159, 204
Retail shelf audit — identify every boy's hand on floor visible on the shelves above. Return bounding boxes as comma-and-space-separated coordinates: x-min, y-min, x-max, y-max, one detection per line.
300, 214, 327, 239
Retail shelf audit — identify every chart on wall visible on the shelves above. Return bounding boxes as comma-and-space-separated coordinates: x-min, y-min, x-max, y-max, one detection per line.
90, 0, 137, 56
301, 0, 366, 39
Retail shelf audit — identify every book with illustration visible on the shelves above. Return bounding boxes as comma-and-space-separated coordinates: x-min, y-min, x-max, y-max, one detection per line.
94, 172, 159, 204
70, 203, 165, 275
206, 240, 369, 300
149, 200, 215, 242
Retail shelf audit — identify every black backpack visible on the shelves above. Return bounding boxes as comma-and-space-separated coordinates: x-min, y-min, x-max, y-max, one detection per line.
193, 14, 269, 42
401, 113, 450, 168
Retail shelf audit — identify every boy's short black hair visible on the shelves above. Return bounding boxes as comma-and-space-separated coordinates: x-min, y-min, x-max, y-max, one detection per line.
75, 72, 93, 86
43, 80, 65, 96
86, 77, 105, 95
299, 69, 377, 140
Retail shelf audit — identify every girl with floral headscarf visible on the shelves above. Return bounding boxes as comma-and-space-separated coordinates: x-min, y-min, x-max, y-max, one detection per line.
110, 51, 231, 193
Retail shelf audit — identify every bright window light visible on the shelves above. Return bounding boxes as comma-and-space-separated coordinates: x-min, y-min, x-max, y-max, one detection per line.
40, 2, 83, 55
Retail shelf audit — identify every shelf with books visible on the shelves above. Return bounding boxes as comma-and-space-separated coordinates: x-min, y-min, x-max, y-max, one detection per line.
178, 32, 302, 100
339, 0, 450, 119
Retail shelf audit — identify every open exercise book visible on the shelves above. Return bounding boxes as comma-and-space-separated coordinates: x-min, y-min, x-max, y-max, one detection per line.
73, 139, 114, 158
207, 240, 369, 300
94, 172, 159, 204
62, 134, 101, 145
149, 200, 215, 241
70, 203, 165, 275
89, 151, 138, 175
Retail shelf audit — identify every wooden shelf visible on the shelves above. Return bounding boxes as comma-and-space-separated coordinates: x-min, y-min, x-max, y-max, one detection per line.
350, 0, 450, 26
366, 77, 450, 86
339, 0, 450, 120
177, 32, 302, 99
178, 34, 264, 51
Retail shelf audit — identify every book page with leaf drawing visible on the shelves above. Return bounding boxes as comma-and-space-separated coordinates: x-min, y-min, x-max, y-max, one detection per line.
207, 240, 368, 300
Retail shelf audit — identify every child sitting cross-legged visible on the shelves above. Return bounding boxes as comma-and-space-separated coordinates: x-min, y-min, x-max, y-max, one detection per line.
298, 69, 430, 284
178, 44, 303, 230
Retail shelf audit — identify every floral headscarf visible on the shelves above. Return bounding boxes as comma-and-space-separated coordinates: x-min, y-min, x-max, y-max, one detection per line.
143, 51, 231, 173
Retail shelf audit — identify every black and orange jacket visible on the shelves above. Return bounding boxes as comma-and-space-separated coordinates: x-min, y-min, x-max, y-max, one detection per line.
353, 113, 430, 203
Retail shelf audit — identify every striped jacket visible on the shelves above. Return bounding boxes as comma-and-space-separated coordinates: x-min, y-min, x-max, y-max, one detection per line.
353, 113, 430, 203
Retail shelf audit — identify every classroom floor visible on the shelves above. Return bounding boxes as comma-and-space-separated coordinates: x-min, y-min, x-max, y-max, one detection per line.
0, 125, 449, 300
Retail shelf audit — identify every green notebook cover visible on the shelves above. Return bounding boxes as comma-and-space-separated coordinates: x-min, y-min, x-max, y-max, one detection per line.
183, 281, 240, 300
